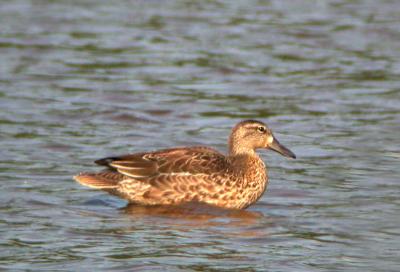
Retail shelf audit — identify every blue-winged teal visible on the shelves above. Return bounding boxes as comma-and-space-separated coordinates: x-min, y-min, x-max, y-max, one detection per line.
74, 120, 296, 209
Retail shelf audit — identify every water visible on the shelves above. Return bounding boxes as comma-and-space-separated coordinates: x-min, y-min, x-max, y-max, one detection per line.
1, 0, 399, 271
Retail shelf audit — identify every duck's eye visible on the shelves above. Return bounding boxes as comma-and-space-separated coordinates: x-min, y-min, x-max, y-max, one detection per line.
257, 126, 266, 133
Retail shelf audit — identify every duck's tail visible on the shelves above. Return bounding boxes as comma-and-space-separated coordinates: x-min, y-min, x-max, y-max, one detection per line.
74, 171, 123, 189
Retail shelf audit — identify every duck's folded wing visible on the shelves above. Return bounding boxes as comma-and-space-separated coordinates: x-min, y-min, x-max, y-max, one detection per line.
94, 146, 229, 179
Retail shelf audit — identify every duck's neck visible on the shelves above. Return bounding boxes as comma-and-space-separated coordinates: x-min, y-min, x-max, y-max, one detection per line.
229, 148, 255, 157
228, 150, 265, 174
228, 137, 255, 157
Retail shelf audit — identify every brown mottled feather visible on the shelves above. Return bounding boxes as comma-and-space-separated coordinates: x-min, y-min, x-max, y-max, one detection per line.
102, 147, 228, 178
74, 171, 124, 189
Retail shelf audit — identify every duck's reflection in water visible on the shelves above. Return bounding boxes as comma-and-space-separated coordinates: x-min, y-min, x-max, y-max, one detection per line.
121, 202, 267, 229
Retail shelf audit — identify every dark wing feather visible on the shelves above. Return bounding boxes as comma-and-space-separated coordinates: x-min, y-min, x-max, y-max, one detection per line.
95, 146, 228, 179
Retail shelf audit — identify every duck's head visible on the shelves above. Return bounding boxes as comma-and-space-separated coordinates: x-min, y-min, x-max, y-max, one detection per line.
229, 120, 296, 159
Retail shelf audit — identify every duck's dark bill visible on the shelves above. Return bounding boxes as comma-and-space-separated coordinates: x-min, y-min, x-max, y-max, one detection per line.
269, 137, 296, 159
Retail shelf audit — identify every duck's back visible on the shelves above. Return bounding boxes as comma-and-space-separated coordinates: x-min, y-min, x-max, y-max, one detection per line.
95, 146, 228, 177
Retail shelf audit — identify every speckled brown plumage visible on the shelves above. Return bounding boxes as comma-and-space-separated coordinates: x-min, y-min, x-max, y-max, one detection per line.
74, 120, 296, 209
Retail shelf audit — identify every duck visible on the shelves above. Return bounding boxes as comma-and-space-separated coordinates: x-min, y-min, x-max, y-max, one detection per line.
74, 120, 296, 209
